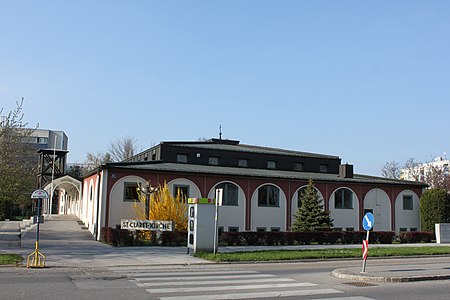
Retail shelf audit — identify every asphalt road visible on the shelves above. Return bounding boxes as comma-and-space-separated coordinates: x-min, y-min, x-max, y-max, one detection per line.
3, 215, 450, 300
4, 256, 448, 300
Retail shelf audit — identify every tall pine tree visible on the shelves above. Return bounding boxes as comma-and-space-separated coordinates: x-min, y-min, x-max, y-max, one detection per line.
291, 179, 333, 231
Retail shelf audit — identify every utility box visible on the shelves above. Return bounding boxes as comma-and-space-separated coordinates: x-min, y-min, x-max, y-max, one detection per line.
435, 223, 450, 244
187, 198, 217, 253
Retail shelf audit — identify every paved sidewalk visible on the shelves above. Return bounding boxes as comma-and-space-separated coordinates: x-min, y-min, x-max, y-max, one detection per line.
1, 215, 207, 268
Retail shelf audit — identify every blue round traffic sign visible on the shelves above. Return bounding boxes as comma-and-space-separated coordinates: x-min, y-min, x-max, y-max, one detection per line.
362, 212, 374, 231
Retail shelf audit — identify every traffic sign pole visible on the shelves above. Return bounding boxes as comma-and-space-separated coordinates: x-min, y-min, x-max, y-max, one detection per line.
213, 188, 223, 255
28, 189, 48, 268
361, 212, 374, 273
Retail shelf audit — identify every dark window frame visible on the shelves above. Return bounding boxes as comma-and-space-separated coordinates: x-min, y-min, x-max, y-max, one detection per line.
176, 154, 188, 163
258, 185, 280, 207
319, 164, 328, 173
294, 163, 303, 172
334, 188, 353, 209
215, 182, 239, 206
173, 184, 190, 200
123, 182, 139, 202
208, 156, 219, 165
228, 226, 239, 232
238, 159, 248, 167
267, 160, 277, 169
403, 195, 413, 210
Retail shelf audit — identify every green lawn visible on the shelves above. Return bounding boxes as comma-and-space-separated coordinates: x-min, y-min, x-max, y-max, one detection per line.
0, 254, 23, 265
194, 246, 450, 262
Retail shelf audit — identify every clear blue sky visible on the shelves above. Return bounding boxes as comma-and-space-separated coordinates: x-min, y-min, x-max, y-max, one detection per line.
1, 1, 449, 176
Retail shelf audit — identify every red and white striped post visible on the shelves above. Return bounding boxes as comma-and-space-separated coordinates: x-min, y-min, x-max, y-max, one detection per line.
361, 230, 369, 273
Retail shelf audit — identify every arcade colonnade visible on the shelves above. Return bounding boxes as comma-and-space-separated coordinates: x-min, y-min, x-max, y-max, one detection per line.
42, 175, 82, 217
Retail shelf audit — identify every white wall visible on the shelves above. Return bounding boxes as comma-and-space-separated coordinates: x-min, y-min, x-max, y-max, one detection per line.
395, 190, 420, 232
251, 183, 286, 231
207, 181, 246, 232
363, 188, 391, 231
108, 175, 147, 228
291, 185, 324, 226
329, 187, 359, 231
80, 181, 88, 223
87, 179, 96, 233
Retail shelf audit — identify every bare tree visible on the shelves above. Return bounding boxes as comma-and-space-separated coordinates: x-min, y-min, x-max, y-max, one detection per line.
107, 136, 137, 162
83, 151, 113, 171
381, 161, 401, 179
425, 164, 450, 191
401, 157, 422, 181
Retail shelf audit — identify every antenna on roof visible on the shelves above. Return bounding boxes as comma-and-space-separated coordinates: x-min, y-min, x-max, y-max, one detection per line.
219, 125, 222, 140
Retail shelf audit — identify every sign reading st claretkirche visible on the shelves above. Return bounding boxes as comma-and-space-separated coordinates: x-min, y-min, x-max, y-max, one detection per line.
121, 219, 174, 231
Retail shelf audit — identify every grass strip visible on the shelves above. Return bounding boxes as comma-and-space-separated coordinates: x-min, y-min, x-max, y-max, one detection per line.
194, 246, 450, 262
0, 254, 23, 266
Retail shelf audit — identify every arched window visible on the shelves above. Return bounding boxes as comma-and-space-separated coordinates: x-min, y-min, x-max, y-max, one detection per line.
335, 188, 353, 209
215, 183, 238, 206
258, 185, 279, 207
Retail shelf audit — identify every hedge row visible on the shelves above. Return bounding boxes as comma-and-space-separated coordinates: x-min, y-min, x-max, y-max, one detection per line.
219, 231, 397, 246
100, 227, 435, 247
398, 231, 435, 243
100, 227, 187, 246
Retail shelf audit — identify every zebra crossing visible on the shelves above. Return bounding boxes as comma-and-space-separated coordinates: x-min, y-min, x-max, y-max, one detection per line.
109, 266, 376, 300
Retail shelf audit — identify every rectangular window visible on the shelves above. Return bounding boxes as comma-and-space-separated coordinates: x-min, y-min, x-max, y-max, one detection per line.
319, 164, 328, 173
38, 137, 49, 144
334, 227, 342, 231
410, 227, 417, 232
238, 159, 248, 167
228, 226, 239, 232
270, 227, 280, 232
294, 163, 303, 171
403, 195, 413, 210
173, 185, 189, 200
345, 227, 354, 231
256, 227, 266, 232
267, 161, 277, 169
258, 185, 279, 207
176, 154, 188, 163
208, 156, 219, 165
399, 227, 407, 232
218, 226, 224, 236
123, 183, 139, 202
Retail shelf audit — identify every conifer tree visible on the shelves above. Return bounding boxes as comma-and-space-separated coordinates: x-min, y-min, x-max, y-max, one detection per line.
291, 179, 333, 231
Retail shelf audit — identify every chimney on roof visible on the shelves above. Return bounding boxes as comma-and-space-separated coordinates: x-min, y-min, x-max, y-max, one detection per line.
339, 164, 354, 178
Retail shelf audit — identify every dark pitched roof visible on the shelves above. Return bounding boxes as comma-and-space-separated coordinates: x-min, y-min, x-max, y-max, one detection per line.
162, 139, 340, 160
104, 161, 427, 187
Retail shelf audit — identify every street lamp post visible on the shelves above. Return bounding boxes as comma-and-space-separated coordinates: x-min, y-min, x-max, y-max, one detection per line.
142, 182, 158, 220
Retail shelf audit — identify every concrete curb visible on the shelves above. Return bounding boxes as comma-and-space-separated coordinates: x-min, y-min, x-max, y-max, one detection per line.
331, 268, 450, 283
